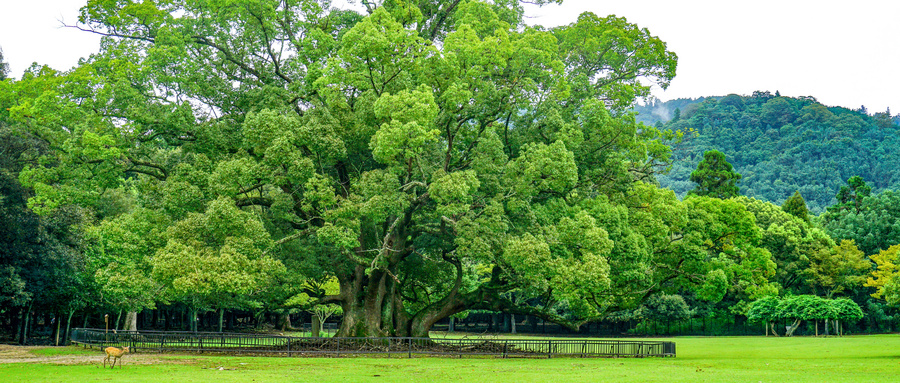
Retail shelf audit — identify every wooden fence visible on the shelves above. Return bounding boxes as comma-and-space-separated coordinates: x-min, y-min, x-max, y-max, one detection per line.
70, 328, 675, 358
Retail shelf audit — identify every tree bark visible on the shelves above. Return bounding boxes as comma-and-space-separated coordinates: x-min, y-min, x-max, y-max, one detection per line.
218, 309, 225, 333
334, 269, 467, 338
55, 312, 61, 346
18, 305, 31, 345
312, 315, 321, 337
188, 307, 198, 332
125, 311, 138, 331
278, 312, 291, 331
64, 310, 75, 344
785, 319, 801, 336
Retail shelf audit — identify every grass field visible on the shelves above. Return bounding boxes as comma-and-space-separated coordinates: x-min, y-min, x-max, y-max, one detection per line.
2, 335, 899, 382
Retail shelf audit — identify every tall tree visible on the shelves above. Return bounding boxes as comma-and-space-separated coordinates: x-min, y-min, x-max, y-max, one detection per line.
781, 191, 810, 223
820, 190, 900, 255
866, 244, 900, 305
9, 1, 785, 339
0, 46, 9, 80
805, 240, 869, 298
831, 176, 871, 214
687, 150, 741, 198
736, 196, 833, 294
0, 125, 89, 342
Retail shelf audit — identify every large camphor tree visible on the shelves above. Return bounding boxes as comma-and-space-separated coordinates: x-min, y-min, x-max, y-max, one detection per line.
5, 0, 776, 337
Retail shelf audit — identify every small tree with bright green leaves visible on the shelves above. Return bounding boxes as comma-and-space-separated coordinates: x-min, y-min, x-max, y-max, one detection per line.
830, 298, 863, 336
747, 296, 781, 336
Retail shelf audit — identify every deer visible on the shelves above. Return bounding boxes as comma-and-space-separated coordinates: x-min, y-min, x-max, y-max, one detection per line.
103, 346, 130, 368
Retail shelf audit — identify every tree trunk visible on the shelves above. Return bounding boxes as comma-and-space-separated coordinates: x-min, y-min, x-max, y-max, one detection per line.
64, 310, 75, 344
124, 311, 138, 331
768, 322, 779, 337
218, 309, 225, 333
278, 312, 291, 331
115, 310, 122, 332
188, 307, 197, 332
55, 312, 61, 346
785, 319, 801, 336
164, 309, 170, 330
334, 261, 466, 338
312, 316, 321, 337
18, 304, 31, 345
511, 314, 516, 334
448, 317, 455, 332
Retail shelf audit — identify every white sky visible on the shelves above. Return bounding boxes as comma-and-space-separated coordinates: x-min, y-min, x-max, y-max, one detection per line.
2, 0, 899, 112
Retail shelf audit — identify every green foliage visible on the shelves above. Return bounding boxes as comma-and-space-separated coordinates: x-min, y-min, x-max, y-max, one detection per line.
687, 150, 741, 198
748, 294, 863, 323
0, 125, 90, 316
746, 295, 780, 323
734, 196, 834, 295
831, 176, 871, 214
819, 188, 900, 255
654, 94, 900, 213
680, 196, 777, 303
4, 0, 801, 338
804, 240, 869, 298
152, 197, 285, 312
781, 191, 809, 222
640, 294, 692, 322
866, 244, 900, 305
832, 297, 864, 321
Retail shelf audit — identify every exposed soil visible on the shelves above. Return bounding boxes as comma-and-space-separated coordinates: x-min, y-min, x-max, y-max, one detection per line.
0, 344, 192, 366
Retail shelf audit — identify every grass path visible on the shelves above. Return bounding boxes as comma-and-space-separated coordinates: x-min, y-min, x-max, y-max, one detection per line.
2, 335, 899, 382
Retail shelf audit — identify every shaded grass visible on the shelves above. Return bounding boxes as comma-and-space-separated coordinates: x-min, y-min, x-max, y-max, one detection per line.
3, 335, 900, 382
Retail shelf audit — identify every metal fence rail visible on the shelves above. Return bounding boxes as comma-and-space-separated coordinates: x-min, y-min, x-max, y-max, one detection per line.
70, 328, 675, 358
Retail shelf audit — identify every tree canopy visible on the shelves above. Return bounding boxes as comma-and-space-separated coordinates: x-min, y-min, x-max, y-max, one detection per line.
687, 150, 741, 199
1, 0, 749, 337
2, 1, 893, 340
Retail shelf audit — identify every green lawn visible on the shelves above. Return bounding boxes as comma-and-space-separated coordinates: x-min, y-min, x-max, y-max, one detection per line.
3, 335, 899, 382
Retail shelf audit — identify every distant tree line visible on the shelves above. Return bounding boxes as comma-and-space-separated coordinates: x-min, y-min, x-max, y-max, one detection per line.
651, 92, 900, 213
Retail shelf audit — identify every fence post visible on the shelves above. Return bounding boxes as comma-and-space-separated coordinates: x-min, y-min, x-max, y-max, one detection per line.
408, 338, 412, 358
502, 341, 508, 358
547, 340, 552, 359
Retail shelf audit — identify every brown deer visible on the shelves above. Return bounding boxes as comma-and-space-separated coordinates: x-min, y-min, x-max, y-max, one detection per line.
103, 346, 130, 368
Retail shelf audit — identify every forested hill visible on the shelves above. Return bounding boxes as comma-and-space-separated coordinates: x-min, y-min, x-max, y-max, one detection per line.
644, 92, 900, 213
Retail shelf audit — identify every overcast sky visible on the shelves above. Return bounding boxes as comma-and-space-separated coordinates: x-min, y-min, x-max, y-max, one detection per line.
2, 0, 899, 112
